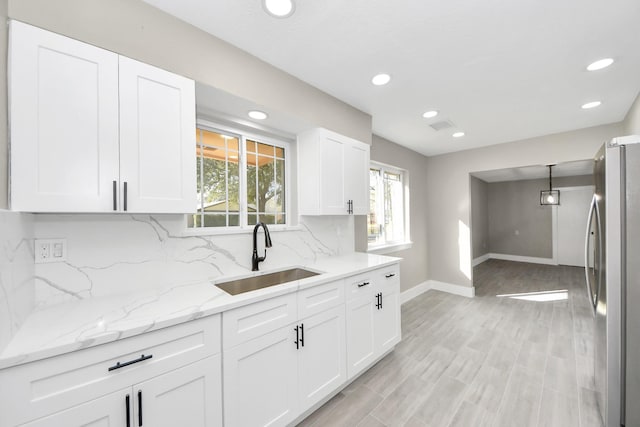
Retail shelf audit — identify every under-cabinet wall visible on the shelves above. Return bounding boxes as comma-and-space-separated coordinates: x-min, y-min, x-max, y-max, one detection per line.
32, 215, 356, 309
0, 211, 34, 352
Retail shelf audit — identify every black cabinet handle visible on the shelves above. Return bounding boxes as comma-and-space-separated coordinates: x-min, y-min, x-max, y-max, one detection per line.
294, 325, 299, 349
357, 281, 370, 288
380, 292, 383, 309
138, 390, 142, 426
123, 182, 128, 211
300, 323, 304, 347
125, 394, 131, 427
385, 273, 395, 278
108, 354, 153, 371
113, 181, 117, 211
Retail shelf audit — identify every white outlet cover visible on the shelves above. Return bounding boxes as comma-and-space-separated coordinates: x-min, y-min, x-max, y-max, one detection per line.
35, 239, 67, 264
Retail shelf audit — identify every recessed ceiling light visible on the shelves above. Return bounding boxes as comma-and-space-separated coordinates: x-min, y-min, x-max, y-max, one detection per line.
248, 110, 268, 120
263, 0, 295, 18
453, 132, 465, 138
422, 110, 438, 119
587, 58, 614, 71
371, 74, 391, 86
581, 101, 602, 109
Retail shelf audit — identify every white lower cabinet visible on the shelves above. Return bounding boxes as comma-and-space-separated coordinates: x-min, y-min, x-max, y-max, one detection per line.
346, 265, 402, 379
21, 388, 129, 427
222, 281, 347, 427
298, 306, 347, 410
0, 316, 223, 427
223, 324, 300, 427
346, 292, 376, 378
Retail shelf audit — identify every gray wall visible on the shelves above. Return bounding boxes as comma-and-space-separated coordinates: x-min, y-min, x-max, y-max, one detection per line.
624, 91, 640, 135
365, 135, 430, 292
470, 176, 489, 259
487, 175, 593, 258
426, 122, 622, 288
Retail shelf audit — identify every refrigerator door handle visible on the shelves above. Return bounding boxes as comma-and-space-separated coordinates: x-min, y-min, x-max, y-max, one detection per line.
584, 194, 597, 315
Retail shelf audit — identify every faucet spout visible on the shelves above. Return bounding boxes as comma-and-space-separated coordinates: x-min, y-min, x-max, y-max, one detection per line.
252, 222, 272, 271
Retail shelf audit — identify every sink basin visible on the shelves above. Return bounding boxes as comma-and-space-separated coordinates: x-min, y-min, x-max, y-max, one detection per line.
215, 268, 320, 295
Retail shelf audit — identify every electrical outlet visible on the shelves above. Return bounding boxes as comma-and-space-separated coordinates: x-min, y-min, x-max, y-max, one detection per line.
35, 239, 67, 264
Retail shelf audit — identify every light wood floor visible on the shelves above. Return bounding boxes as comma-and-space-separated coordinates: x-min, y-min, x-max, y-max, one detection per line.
297, 260, 603, 427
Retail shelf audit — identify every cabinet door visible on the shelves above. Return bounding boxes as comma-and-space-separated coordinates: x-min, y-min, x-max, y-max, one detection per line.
344, 141, 370, 215
136, 355, 222, 427
298, 306, 347, 411
9, 20, 119, 212
319, 134, 347, 214
119, 56, 196, 213
374, 286, 401, 354
223, 327, 298, 427
22, 388, 130, 427
346, 294, 376, 379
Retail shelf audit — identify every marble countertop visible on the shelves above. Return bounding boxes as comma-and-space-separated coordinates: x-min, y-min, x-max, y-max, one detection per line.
0, 252, 400, 369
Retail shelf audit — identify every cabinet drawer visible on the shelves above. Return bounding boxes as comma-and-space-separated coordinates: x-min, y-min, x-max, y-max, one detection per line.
297, 279, 344, 319
378, 264, 400, 287
223, 293, 297, 348
345, 270, 376, 301
0, 315, 221, 427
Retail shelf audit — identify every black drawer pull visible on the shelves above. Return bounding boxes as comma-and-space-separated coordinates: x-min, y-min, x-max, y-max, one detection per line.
113, 180, 117, 211
108, 354, 153, 371
385, 273, 396, 278
357, 281, 370, 288
294, 325, 300, 349
138, 390, 143, 426
125, 394, 131, 427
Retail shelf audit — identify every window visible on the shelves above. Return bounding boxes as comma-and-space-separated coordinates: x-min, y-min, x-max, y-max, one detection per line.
189, 123, 288, 230
368, 162, 410, 250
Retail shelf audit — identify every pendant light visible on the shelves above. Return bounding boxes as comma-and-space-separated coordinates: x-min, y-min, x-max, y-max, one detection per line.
540, 165, 560, 205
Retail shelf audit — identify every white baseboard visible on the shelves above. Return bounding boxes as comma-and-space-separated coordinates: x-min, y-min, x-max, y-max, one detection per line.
488, 253, 556, 265
400, 280, 475, 304
400, 281, 430, 304
428, 280, 476, 298
472, 253, 490, 266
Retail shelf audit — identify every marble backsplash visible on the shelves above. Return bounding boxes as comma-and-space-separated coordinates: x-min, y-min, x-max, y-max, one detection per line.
0, 211, 35, 352
33, 214, 355, 309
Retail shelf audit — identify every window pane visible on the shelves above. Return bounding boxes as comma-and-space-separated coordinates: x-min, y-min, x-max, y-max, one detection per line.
246, 140, 256, 153
275, 146, 285, 158
194, 128, 241, 228
368, 168, 383, 244
248, 213, 257, 226
258, 156, 275, 214
203, 214, 227, 228
276, 159, 285, 213
257, 142, 274, 156
247, 152, 257, 211
384, 171, 404, 242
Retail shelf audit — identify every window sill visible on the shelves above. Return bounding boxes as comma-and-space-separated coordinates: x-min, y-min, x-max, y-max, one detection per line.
367, 241, 413, 255
180, 224, 303, 237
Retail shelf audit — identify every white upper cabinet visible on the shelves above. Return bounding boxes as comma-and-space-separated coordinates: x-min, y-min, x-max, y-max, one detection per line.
297, 128, 370, 215
119, 56, 195, 213
9, 20, 119, 212
9, 21, 196, 213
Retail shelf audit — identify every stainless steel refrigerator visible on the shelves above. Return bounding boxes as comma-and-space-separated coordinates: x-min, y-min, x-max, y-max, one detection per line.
585, 135, 640, 426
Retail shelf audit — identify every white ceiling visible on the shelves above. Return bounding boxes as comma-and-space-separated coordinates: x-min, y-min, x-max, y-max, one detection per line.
143, 0, 640, 156
472, 159, 594, 182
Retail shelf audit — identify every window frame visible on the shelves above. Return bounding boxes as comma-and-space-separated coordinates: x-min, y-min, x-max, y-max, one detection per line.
185, 119, 292, 235
367, 161, 412, 254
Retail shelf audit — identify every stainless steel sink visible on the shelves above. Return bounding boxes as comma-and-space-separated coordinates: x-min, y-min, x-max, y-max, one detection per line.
215, 268, 320, 295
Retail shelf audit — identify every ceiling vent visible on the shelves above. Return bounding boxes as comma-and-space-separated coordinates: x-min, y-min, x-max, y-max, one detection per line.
429, 120, 454, 131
